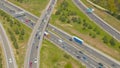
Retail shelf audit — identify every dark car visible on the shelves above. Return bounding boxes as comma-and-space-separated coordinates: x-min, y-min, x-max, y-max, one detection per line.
98, 63, 103, 67
69, 38, 72, 41
79, 51, 83, 54
76, 56, 80, 59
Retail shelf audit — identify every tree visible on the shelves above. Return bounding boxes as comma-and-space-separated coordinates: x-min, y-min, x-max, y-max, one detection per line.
21, 29, 25, 35
59, 16, 66, 22
71, 17, 77, 22
19, 35, 24, 40
15, 28, 19, 35
102, 36, 108, 43
55, 9, 61, 15
13, 41, 19, 49
109, 38, 116, 46
88, 24, 92, 29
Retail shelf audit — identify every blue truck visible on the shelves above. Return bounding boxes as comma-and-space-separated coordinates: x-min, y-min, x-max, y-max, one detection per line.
72, 36, 84, 45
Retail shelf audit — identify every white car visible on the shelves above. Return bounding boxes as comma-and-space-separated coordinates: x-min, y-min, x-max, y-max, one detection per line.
8, 58, 12, 63
58, 39, 63, 43
34, 58, 37, 63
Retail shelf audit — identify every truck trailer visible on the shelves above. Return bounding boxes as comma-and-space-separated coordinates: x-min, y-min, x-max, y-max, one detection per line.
72, 36, 84, 45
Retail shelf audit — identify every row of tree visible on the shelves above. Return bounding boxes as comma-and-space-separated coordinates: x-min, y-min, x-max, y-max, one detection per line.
90, 0, 120, 20
0, 9, 26, 50
55, 0, 119, 47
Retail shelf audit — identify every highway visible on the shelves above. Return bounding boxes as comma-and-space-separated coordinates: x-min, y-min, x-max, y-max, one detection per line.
46, 31, 105, 68
73, 0, 120, 41
0, 0, 120, 68
0, 23, 17, 68
24, 0, 57, 68
47, 24, 120, 68
0, 1, 103, 68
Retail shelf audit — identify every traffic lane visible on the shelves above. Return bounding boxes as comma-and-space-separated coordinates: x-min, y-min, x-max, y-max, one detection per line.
0, 2, 106, 67
47, 24, 72, 39
2, 0, 22, 12
28, 17, 48, 68
48, 23, 120, 68
0, 2, 15, 14
0, 0, 105, 67
62, 42, 102, 68
0, 3, 35, 29
0, 1, 117, 67
74, 0, 120, 40
0, 1, 35, 27
46, 21, 119, 67
82, 44, 120, 68
3, 0, 120, 41
88, 14, 120, 40
47, 31, 104, 68
0, 26, 15, 68
28, 36, 40, 68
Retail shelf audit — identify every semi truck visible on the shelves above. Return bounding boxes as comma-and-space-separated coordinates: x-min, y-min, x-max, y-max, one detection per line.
72, 36, 84, 45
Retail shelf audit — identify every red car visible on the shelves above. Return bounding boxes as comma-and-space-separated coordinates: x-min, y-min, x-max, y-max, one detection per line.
29, 62, 32, 68
25, 19, 30, 23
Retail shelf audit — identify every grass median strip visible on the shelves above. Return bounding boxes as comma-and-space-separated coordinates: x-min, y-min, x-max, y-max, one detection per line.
50, 0, 120, 61
0, 9, 32, 68
40, 39, 86, 68
9, 0, 120, 61
81, 0, 120, 32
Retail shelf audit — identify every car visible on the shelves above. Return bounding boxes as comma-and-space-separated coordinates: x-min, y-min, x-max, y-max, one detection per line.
25, 19, 30, 23
112, 64, 115, 67
58, 39, 63, 43
8, 58, 12, 63
29, 62, 32, 67
34, 58, 37, 63
38, 36, 40, 40
36, 46, 38, 49
82, 56, 87, 60
31, 23, 33, 26
76, 56, 80, 59
79, 51, 83, 54
35, 33, 38, 37
69, 38, 72, 41
98, 63, 103, 67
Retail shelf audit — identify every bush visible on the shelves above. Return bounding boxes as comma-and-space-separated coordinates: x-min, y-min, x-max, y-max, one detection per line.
109, 38, 116, 46
102, 36, 109, 43
59, 16, 66, 22
13, 41, 19, 49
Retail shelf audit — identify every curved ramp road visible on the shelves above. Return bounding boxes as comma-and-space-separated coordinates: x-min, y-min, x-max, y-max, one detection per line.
0, 0, 120, 68
25, 0, 57, 68
73, 0, 120, 41
0, 23, 17, 68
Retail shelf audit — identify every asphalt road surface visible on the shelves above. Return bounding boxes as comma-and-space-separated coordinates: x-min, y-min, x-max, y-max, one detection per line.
73, 0, 120, 41
24, 0, 57, 68
0, 0, 120, 68
47, 24, 120, 68
0, 23, 17, 68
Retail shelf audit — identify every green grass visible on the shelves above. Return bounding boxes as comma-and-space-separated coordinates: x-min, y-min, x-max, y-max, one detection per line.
9, 0, 120, 62
8, 0, 49, 16
81, 0, 120, 32
0, 9, 32, 68
0, 48, 3, 68
0, 43, 5, 68
50, 0, 120, 61
40, 39, 85, 68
